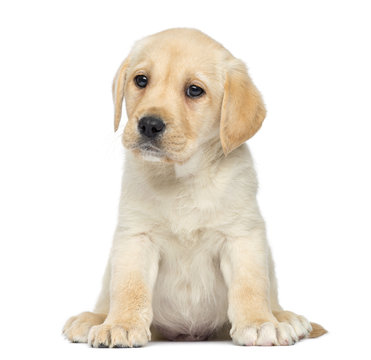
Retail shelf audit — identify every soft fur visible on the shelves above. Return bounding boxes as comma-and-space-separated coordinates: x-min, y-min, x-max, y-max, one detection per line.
63, 28, 326, 347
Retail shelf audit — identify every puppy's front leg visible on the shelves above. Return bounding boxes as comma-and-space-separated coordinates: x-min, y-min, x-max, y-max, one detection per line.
89, 233, 159, 348
221, 227, 297, 346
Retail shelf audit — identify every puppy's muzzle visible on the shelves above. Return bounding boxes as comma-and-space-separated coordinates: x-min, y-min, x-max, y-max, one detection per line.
138, 116, 166, 139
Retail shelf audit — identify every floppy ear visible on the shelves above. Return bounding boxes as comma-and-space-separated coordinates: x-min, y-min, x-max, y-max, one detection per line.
112, 57, 130, 132
220, 59, 266, 155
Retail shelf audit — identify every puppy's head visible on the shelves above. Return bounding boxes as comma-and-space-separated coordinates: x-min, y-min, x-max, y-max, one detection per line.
113, 28, 266, 163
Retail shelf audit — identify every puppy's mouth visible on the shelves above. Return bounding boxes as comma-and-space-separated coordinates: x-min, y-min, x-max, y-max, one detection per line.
134, 141, 166, 160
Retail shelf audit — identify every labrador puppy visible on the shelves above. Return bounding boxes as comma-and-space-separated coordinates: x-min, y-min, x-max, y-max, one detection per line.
63, 28, 326, 347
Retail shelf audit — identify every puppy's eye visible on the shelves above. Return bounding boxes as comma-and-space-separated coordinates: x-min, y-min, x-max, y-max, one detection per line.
186, 85, 204, 98
134, 75, 148, 88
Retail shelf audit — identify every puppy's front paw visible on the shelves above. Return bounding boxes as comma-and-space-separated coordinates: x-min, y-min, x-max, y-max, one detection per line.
63, 312, 106, 343
231, 322, 298, 346
88, 323, 150, 348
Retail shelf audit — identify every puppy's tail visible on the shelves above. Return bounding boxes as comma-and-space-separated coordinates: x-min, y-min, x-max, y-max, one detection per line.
309, 322, 327, 338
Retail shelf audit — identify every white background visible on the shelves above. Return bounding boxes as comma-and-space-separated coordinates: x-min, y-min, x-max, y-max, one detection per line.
1, 0, 370, 359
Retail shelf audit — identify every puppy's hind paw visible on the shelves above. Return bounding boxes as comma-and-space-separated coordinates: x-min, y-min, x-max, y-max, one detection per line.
63, 312, 106, 343
273, 310, 312, 340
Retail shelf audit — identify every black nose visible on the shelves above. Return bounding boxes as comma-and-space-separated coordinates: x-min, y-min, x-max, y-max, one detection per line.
138, 116, 165, 138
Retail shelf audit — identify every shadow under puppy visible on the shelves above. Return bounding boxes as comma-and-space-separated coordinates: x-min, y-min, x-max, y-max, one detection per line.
63, 28, 327, 347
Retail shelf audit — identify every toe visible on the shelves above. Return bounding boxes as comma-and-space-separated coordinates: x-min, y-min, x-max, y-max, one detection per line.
277, 322, 298, 345
256, 323, 278, 346
62, 316, 77, 334
110, 326, 128, 348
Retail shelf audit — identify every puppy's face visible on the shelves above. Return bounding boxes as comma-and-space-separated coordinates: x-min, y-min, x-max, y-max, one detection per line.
113, 29, 266, 163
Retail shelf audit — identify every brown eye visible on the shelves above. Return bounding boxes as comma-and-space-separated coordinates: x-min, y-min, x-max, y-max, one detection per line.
186, 85, 204, 98
135, 75, 148, 88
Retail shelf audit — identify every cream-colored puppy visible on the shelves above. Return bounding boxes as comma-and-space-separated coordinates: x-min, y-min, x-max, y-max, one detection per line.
63, 28, 326, 347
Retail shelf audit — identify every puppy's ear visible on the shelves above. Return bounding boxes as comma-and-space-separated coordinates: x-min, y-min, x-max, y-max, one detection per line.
220, 59, 266, 155
112, 57, 130, 132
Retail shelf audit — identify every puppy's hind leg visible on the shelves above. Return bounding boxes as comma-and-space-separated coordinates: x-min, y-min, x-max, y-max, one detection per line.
63, 312, 107, 343
63, 260, 111, 343
268, 249, 327, 340
273, 310, 327, 340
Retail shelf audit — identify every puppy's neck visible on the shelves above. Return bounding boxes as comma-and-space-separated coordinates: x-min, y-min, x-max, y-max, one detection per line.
174, 151, 203, 178
174, 138, 224, 179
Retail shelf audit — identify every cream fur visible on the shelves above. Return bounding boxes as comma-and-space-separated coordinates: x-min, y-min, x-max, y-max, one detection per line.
63, 28, 326, 347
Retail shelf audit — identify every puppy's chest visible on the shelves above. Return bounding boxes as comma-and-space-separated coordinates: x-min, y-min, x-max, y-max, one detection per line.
154, 182, 225, 239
